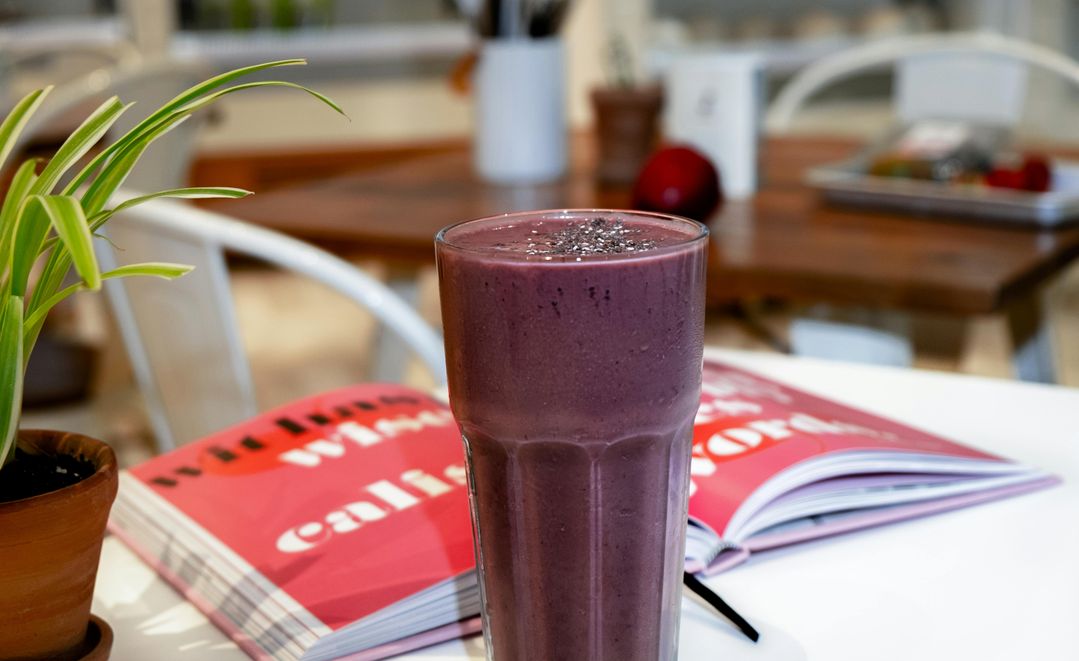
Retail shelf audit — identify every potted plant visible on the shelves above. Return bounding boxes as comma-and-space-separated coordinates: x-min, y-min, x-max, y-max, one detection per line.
591, 33, 664, 185
0, 59, 341, 660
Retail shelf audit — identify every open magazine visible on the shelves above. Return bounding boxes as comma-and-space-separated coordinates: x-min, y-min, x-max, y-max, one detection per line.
683, 361, 1056, 573
109, 359, 1055, 660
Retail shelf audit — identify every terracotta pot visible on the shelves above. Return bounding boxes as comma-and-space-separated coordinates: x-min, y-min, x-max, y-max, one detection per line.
591, 84, 664, 185
0, 430, 118, 660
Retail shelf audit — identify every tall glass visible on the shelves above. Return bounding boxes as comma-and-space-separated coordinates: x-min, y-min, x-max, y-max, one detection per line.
436, 210, 708, 660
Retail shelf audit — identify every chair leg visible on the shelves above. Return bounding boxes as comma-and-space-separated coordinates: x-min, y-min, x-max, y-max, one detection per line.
1006, 295, 1058, 384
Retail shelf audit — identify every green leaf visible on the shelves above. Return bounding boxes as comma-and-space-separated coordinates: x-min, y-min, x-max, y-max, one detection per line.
65, 59, 309, 197
22, 283, 77, 341
31, 97, 131, 196
87, 187, 252, 232
0, 159, 40, 286
74, 79, 342, 212
175, 80, 345, 118
133, 59, 309, 134
8, 199, 51, 297
0, 87, 51, 175
13, 59, 343, 405
102, 262, 194, 280
75, 114, 192, 213
0, 296, 24, 468
24, 241, 68, 315
23, 262, 193, 335
37, 186, 252, 255
9, 196, 98, 299
20, 247, 69, 356
33, 195, 100, 290
76, 79, 340, 214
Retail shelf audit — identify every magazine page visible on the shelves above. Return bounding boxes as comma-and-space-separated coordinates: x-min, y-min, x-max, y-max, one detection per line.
127, 384, 474, 632
688, 360, 1004, 537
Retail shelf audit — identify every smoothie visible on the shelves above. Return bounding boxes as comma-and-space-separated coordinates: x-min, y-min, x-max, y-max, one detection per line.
436, 211, 708, 661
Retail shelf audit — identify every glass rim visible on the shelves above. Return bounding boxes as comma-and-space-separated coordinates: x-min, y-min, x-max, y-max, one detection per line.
435, 209, 709, 263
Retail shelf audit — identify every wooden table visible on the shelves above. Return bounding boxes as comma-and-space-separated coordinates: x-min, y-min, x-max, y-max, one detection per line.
215, 136, 1079, 382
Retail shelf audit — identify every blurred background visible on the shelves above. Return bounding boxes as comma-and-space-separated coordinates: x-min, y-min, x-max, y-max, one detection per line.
5, 0, 1079, 460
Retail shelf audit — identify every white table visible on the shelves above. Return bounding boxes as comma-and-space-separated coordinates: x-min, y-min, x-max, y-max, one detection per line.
94, 349, 1079, 660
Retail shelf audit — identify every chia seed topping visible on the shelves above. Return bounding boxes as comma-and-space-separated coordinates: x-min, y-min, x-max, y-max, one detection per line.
524, 218, 658, 257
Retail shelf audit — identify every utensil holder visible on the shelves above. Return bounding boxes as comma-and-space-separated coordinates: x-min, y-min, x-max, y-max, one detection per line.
474, 37, 567, 185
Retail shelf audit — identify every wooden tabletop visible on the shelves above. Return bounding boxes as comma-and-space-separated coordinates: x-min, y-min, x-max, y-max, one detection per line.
215, 135, 1079, 315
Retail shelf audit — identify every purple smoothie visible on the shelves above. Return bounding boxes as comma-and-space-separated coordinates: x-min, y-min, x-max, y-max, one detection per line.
436, 211, 707, 661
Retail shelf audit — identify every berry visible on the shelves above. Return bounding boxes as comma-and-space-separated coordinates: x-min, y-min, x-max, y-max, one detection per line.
631, 146, 722, 221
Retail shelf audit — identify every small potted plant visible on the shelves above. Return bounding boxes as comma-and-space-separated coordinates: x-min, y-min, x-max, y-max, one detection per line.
0, 59, 341, 659
591, 32, 664, 185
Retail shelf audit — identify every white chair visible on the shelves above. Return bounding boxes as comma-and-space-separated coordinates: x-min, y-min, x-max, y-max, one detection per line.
97, 196, 447, 452
767, 31, 1079, 134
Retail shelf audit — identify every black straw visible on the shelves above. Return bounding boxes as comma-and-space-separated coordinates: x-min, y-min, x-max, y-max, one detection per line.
683, 572, 761, 643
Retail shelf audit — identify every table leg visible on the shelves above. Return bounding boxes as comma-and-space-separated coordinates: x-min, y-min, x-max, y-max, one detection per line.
789, 306, 914, 367
1006, 295, 1057, 384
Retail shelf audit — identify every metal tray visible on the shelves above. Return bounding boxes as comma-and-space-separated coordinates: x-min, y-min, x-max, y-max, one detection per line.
807, 155, 1079, 228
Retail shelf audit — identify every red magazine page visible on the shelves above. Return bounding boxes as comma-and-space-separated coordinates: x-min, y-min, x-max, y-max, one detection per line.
688, 362, 1000, 536
128, 384, 474, 631
122, 361, 1015, 644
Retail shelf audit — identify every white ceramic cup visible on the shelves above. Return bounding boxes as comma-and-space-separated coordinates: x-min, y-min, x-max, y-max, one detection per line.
474, 37, 567, 185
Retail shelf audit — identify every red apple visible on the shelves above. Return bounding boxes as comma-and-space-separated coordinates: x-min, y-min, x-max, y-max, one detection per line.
632, 145, 723, 221
1021, 154, 1051, 192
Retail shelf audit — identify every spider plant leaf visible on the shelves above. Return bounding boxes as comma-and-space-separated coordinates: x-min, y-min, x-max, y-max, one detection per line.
21, 250, 69, 357
0, 295, 24, 467
31, 97, 131, 196
87, 187, 252, 232
21, 192, 96, 348
8, 200, 51, 297
19, 59, 340, 367
175, 80, 345, 118
0, 87, 51, 174
77, 80, 340, 212
102, 262, 194, 280
21, 283, 78, 341
35, 195, 100, 290
127, 59, 309, 137
113, 186, 252, 211
65, 59, 308, 195
39, 186, 251, 254
10, 196, 99, 300
23, 245, 69, 334
23, 262, 192, 335
76, 114, 192, 213
75, 78, 341, 207
0, 89, 48, 175
0, 159, 40, 285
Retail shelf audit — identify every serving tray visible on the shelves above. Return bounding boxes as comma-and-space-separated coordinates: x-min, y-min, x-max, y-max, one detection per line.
807, 156, 1079, 228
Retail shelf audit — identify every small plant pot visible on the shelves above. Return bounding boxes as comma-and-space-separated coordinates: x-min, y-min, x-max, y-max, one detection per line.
0, 430, 118, 660
591, 84, 664, 185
